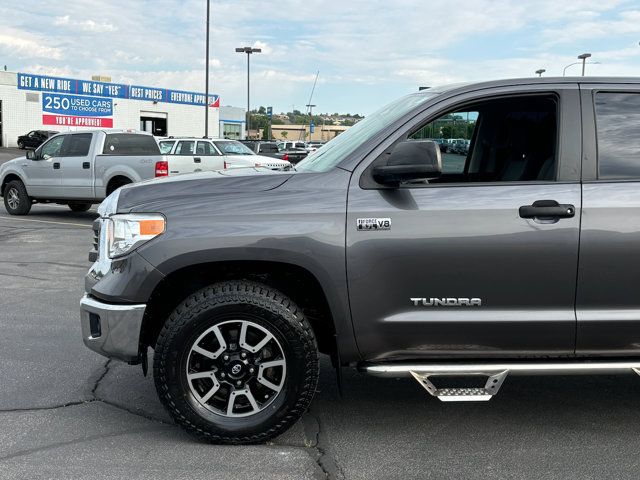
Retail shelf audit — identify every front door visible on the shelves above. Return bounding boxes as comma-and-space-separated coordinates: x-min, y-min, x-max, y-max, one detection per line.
24, 134, 64, 197
196, 140, 224, 172
347, 88, 582, 361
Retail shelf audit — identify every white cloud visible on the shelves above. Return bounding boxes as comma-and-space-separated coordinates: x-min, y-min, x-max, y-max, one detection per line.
54, 15, 118, 33
0, 30, 63, 60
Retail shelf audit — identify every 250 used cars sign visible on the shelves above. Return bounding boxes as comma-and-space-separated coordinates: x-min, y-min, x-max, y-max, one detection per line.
41, 93, 113, 128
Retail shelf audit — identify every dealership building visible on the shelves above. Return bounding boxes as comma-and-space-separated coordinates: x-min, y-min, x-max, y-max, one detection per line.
0, 71, 246, 147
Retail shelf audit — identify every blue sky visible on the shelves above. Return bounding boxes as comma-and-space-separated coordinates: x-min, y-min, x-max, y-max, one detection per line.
1, 0, 640, 115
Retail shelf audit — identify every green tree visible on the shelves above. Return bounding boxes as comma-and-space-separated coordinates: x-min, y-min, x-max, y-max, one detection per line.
280, 131, 288, 139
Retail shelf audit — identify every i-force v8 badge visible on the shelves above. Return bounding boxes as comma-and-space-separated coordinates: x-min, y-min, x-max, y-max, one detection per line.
357, 218, 391, 231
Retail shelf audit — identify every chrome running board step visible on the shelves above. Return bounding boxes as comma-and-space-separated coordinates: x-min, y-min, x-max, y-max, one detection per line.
410, 370, 508, 402
364, 361, 640, 402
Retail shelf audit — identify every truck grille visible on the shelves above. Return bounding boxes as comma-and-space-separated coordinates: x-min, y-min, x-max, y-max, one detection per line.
89, 219, 100, 262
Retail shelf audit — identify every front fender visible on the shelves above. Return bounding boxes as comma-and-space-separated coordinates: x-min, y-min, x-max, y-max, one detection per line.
0, 166, 28, 195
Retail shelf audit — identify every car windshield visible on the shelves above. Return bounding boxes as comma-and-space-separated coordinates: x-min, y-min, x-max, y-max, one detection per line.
296, 92, 438, 172
213, 141, 255, 155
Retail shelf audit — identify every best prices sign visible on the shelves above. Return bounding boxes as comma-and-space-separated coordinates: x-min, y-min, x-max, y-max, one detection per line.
41, 93, 113, 128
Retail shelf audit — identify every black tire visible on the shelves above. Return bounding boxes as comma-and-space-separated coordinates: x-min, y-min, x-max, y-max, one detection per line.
17, 141, 24, 149
106, 178, 131, 196
153, 281, 319, 444
3, 180, 31, 215
68, 203, 92, 212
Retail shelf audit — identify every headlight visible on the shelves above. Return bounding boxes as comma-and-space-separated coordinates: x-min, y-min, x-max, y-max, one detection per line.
104, 214, 165, 258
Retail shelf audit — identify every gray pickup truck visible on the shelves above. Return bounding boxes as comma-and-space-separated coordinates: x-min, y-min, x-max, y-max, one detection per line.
0, 130, 163, 215
80, 77, 640, 444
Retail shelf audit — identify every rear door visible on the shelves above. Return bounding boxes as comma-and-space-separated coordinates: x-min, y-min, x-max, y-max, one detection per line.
346, 85, 582, 361
170, 140, 198, 174
196, 140, 224, 172
58, 132, 94, 199
576, 85, 640, 354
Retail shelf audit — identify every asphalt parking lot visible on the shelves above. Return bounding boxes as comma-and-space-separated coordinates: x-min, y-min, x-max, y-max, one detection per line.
2, 148, 640, 479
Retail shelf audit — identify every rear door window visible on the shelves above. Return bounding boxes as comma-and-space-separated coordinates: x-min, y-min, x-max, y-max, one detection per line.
175, 141, 195, 155
103, 134, 160, 155
595, 92, 640, 179
61, 133, 92, 157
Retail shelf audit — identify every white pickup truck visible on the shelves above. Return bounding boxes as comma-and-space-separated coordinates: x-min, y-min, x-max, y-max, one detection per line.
1, 130, 165, 215
158, 138, 292, 172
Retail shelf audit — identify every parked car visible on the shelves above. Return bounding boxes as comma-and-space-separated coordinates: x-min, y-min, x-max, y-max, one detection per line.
278, 140, 307, 151
80, 77, 640, 445
16, 130, 58, 150
305, 141, 325, 153
241, 140, 307, 164
159, 138, 292, 172
0, 130, 163, 215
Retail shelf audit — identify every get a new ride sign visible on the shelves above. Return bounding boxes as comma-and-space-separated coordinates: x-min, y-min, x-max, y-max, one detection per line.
41, 93, 114, 128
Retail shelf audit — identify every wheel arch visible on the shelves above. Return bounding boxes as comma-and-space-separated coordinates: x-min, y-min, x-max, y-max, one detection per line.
1, 173, 26, 196
106, 175, 133, 196
141, 260, 343, 359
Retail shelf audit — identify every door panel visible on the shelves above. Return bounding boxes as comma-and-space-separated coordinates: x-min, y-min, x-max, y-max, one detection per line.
576, 87, 640, 355
24, 135, 64, 197
347, 183, 581, 360
58, 133, 94, 198
196, 141, 224, 172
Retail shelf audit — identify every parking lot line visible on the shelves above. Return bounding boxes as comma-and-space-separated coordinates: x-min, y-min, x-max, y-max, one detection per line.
0, 216, 91, 228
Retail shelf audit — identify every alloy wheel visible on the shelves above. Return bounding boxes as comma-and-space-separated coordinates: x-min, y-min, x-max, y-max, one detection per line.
6, 187, 20, 210
185, 319, 286, 418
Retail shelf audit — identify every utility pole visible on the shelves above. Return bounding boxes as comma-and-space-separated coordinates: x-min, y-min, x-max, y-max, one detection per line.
204, 0, 210, 137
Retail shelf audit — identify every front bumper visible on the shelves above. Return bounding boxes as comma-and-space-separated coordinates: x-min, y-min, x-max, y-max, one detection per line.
80, 294, 146, 363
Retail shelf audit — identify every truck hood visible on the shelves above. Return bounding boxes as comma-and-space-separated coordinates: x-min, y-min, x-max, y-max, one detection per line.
116, 168, 294, 212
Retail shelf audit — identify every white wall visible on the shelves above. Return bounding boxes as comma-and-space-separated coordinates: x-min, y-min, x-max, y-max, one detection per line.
0, 71, 221, 147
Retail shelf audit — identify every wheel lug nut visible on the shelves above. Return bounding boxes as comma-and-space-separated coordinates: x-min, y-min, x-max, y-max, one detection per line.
264, 394, 269, 399
220, 373, 225, 378
249, 367, 255, 374
236, 381, 242, 386
241, 352, 247, 358
223, 355, 229, 361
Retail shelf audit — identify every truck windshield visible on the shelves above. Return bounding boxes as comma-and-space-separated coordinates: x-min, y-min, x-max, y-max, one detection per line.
214, 141, 255, 155
295, 92, 439, 173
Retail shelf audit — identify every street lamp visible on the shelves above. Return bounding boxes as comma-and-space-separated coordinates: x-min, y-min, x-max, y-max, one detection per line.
562, 58, 600, 77
578, 53, 591, 76
535, 69, 546, 77
235, 46, 262, 139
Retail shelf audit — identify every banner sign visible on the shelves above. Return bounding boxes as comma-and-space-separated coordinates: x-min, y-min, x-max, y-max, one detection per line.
18, 73, 220, 107
42, 93, 113, 117
42, 114, 113, 128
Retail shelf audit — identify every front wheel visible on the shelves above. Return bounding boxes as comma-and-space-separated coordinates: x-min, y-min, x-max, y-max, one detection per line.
17, 141, 24, 149
153, 281, 319, 444
3, 180, 31, 215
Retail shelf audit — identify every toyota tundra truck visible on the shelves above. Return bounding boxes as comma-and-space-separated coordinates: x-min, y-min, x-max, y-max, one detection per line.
80, 77, 640, 444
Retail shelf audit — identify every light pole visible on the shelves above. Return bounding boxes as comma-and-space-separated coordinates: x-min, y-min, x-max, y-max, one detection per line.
535, 69, 546, 77
235, 46, 261, 139
204, 0, 210, 138
562, 59, 600, 76
578, 53, 591, 76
